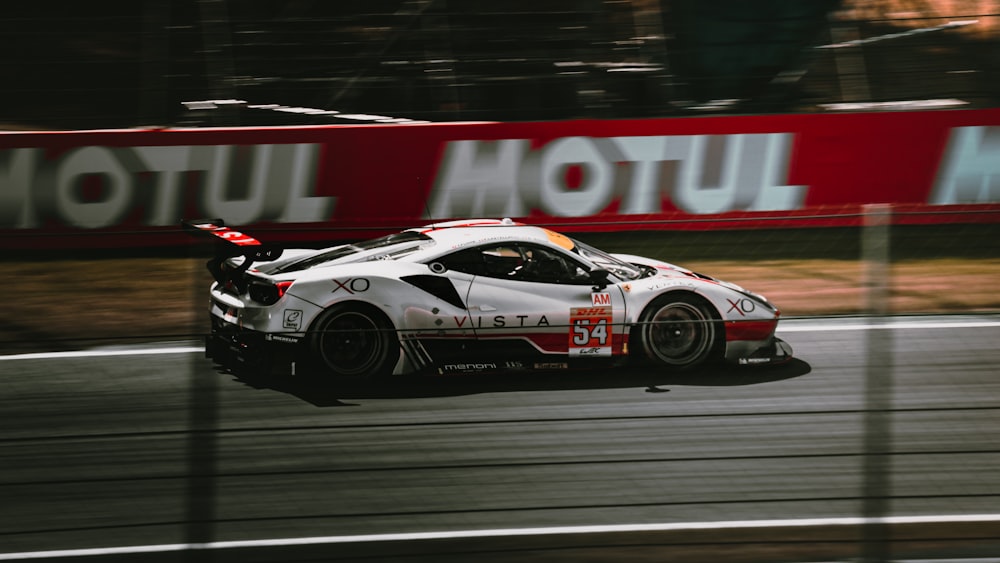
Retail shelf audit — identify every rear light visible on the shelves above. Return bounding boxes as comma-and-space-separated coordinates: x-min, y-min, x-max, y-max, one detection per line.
249, 280, 294, 305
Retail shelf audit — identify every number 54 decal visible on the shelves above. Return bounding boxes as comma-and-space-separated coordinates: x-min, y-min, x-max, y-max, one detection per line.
569, 306, 612, 357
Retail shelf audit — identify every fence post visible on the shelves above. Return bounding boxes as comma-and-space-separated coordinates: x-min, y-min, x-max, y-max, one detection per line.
861, 203, 893, 562
186, 243, 218, 562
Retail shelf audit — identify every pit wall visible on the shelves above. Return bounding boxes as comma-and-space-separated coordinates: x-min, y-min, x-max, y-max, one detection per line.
3, 108, 1000, 249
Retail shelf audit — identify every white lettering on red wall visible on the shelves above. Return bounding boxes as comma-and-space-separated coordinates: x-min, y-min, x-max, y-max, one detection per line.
930, 126, 1000, 204
5, 107, 1000, 251
0, 143, 331, 229
424, 134, 807, 218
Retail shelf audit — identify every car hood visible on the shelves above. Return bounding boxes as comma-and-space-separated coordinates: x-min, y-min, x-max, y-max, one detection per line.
614, 252, 770, 303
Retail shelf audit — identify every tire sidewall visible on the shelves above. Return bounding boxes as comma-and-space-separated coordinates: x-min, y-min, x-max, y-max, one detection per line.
634, 292, 722, 369
308, 303, 399, 378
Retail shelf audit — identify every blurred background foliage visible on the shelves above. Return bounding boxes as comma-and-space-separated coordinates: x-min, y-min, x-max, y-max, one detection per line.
0, 0, 998, 130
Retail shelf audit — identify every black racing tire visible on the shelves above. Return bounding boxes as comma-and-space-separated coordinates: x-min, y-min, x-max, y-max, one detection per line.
308, 303, 399, 378
633, 293, 722, 370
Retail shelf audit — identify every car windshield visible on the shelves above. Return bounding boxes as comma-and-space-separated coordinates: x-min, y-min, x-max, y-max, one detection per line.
268, 231, 433, 273
570, 238, 644, 280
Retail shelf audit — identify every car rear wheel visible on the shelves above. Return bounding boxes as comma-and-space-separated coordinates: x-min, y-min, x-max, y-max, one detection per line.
635, 293, 721, 369
309, 304, 399, 378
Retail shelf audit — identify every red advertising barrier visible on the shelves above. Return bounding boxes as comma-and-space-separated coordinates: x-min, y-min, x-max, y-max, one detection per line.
3, 108, 1000, 249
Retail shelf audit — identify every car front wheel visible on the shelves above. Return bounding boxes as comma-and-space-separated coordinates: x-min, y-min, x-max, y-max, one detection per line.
309, 304, 399, 378
635, 293, 721, 369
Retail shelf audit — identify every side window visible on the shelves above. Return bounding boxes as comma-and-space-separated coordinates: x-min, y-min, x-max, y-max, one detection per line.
436, 247, 487, 276
515, 245, 592, 284
438, 244, 592, 284
480, 245, 526, 278
436, 245, 528, 277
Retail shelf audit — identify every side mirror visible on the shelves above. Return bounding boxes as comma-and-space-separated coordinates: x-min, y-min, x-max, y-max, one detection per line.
589, 268, 611, 291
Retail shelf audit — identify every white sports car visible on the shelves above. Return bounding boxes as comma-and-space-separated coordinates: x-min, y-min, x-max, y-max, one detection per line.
185, 218, 792, 378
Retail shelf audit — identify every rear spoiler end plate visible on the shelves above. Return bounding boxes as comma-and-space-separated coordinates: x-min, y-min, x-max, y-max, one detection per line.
183, 219, 284, 289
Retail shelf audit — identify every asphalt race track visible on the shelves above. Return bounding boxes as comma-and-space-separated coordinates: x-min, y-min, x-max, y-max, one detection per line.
2, 316, 1000, 562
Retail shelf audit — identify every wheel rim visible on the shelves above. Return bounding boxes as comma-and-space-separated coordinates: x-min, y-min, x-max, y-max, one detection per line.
318, 311, 384, 376
644, 302, 713, 366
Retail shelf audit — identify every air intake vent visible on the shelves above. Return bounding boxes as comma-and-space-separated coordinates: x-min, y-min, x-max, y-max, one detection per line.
400, 275, 465, 309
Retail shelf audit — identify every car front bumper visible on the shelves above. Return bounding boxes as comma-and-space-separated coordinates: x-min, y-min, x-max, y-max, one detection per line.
727, 336, 794, 366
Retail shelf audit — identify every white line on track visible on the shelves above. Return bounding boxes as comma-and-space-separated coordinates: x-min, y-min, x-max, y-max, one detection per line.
2, 317, 999, 361
777, 317, 1000, 333
0, 345, 204, 361
0, 514, 997, 560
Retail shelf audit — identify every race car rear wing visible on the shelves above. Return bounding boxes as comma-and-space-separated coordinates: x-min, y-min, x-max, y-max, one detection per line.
182, 219, 283, 290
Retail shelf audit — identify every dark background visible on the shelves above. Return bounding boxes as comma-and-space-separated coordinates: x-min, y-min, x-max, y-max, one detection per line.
2, 0, 998, 130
